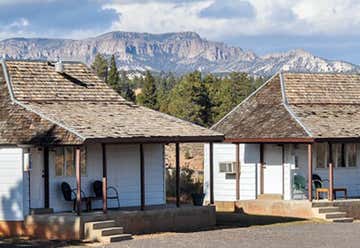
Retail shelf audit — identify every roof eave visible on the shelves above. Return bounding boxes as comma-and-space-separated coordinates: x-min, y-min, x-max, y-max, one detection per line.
84, 135, 225, 144
224, 137, 314, 144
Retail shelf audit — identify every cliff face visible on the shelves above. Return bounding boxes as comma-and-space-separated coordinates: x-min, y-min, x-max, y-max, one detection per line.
0, 31, 359, 75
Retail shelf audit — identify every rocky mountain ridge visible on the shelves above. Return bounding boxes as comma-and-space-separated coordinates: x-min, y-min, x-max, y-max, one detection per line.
0, 31, 358, 76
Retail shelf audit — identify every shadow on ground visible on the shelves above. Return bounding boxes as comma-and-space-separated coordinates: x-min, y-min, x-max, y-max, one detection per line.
216, 211, 308, 229
0, 238, 83, 248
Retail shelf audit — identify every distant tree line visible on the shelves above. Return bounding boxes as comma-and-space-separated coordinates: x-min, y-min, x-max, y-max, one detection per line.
91, 53, 266, 127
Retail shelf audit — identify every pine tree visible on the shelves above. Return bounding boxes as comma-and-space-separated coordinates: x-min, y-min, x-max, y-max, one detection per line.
167, 71, 212, 126
136, 71, 158, 109
107, 55, 120, 90
91, 54, 108, 81
119, 70, 136, 102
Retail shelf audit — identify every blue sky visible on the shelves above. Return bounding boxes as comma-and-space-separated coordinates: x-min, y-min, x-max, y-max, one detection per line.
0, 0, 359, 64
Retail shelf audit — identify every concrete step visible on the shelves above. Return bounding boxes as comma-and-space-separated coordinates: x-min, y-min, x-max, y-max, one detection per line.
314, 206, 340, 214
30, 208, 54, 215
312, 202, 335, 208
98, 234, 132, 243
257, 194, 282, 200
96, 227, 124, 237
330, 217, 354, 223
322, 212, 348, 219
85, 220, 116, 231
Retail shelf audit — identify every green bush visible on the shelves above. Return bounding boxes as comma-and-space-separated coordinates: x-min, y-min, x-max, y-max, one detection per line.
166, 167, 202, 201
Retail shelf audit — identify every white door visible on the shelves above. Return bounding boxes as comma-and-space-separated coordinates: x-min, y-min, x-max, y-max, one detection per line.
29, 149, 44, 208
263, 144, 283, 195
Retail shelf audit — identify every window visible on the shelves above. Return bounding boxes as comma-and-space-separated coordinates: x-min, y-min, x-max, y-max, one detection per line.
316, 143, 328, 168
294, 155, 299, 168
55, 147, 87, 177
332, 144, 345, 168
346, 143, 357, 167
219, 162, 236, 173
316, 143, 357, 169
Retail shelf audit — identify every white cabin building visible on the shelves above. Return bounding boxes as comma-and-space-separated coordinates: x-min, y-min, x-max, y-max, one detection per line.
204, 72, 360, 220
0, 59, 223, 239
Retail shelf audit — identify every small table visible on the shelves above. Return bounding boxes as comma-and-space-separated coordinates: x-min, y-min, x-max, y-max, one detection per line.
316, 188, 348, 200
333, 188, 347, 200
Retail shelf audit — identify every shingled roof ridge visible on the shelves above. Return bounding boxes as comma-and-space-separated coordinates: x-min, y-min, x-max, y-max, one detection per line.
279, 72, 313, 137
0, 59, 86, 141
281, 70, 360, 76
211, 70, 283, 131
4, 58, 85, 64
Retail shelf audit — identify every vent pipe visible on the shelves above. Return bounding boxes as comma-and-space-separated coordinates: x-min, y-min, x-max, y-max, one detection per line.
55, 58, 64, 73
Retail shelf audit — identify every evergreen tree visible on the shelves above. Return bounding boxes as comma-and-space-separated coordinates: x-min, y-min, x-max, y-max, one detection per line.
167, 71, 212, 126
91, 54, 108, 81
136, 71, 158, 109
117, 70, 136, 102
107, 55, 120, 90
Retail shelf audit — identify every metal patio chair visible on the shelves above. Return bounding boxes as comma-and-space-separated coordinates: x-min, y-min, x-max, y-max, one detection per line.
61, 182, 90, 211
292, 174, 307, 199
92, 180, 120, 209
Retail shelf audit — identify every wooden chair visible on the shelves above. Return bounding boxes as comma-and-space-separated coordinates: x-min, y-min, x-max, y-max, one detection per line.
92, 180, 120, 209
61, 182, 90, 211
312, 174, 348, 200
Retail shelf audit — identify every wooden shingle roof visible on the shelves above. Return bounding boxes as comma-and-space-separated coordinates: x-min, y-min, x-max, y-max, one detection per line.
0, 60, 223, 145
213, 72, 360, 142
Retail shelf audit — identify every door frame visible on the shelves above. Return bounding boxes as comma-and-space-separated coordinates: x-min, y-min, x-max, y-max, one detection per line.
260, 143, 285, 198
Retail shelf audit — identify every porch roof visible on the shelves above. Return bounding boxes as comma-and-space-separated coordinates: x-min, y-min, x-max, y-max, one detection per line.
0, 60, 223, 145
213, 72, 360, 143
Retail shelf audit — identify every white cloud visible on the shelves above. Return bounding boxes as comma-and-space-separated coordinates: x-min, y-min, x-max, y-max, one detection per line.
104, 0, 360, 39
9, 18, 29, 28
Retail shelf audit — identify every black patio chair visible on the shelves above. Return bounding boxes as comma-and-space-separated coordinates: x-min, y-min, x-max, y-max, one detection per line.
92, 180, 120, 209
61, 182, 89, 211
312, 174, 329, 189
312, 174, 329, 199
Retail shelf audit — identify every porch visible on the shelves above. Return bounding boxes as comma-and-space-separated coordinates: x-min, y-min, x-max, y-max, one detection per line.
221, 139, 360, 202
24, 205, 216, 240
215, 198, 360, 222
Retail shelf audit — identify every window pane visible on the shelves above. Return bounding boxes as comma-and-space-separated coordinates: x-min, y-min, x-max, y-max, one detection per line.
81, 147, 87, 175
333, 144, 344, 168
346, 143, 357, 167
316, 143, 327, 168
55, 148, 64, 176
65, 147, 75, 176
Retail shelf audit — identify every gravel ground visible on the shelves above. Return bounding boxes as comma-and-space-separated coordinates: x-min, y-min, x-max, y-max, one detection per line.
2, 218, 360, 248
99, 222, 360, 248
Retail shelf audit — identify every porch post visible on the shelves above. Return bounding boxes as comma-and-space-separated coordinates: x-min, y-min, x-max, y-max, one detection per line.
235, 143, 240, 200
209, 142, 214, 205
102, 143, 108, 213
175, 143, 180, 207
259, 143, 264, 195
75, 147, 82, 216
328, 142, 334, 201
307, 144, 313, 201
43, 147, 50, 208
140, 144, 145, 210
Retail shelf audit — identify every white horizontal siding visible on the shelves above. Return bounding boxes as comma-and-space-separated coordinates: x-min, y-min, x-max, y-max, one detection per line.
240, 144, 259, 200
0, 148, 23, 221
144, 144, 165, 205
27, 143, 165, 213
204, 143, 259, 202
